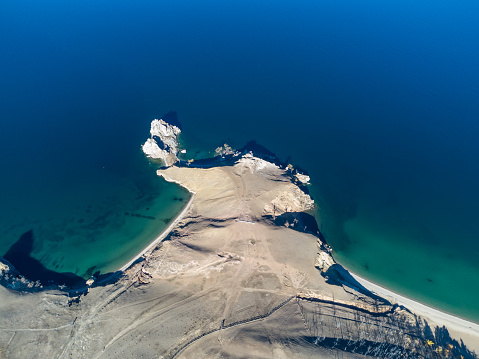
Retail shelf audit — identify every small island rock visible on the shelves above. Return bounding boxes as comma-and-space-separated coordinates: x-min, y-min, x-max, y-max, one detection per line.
142, 119, 181, 167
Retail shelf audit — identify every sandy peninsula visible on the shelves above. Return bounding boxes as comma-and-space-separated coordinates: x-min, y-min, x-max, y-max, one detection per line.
0, 146, 478, 358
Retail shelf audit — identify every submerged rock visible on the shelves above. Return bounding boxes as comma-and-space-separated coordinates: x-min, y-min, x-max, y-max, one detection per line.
142, 118, 181, 167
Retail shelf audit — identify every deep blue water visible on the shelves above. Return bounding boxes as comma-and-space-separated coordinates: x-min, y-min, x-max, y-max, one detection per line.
1, 1, 479, 319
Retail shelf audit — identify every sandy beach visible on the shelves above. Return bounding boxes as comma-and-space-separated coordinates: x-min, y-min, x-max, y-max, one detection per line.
1, 155, 478, 358
118, 191, 196, 272
351, 272, 479, 352
121, 168, 479, 353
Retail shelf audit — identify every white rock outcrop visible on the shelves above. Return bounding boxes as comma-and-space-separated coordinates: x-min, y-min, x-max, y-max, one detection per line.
263, 187, 314, 216
0, 261, 9, 275
295, 173, 310, 184
142, 119, 181, 167
237, 153, 279, 173
142, 138, 164, 158
315, 251, 336, 272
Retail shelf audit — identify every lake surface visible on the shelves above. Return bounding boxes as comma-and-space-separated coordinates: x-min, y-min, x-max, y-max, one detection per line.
1, 1, 478, 320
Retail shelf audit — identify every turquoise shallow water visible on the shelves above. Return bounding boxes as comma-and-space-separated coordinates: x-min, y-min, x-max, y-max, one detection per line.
179, 111, 479, 323
1, 0, 479, 321
0, 154, 190, 279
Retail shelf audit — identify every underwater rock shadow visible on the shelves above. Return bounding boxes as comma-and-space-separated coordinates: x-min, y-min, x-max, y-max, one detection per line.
2, 230, 85, 288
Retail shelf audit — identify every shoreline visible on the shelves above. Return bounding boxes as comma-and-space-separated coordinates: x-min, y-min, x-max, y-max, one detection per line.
118, 188, 195, 272
3, 148, 478, 357
111, 124, 479, 353
350, 271, 479, 352
143, 149, 479, 350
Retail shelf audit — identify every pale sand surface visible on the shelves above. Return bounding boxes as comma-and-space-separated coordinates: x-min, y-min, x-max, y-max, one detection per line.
0, 156, 478, 358
116, 159, 479, 352
352, 272, 479, 352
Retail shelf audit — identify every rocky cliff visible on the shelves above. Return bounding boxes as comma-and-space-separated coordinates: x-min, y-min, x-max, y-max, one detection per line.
142, 118, 181, 167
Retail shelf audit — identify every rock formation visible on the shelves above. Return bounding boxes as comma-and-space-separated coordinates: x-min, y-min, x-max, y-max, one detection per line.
0, 257, 42, 291
0, 118, 477, 359
142, 118, 181, 167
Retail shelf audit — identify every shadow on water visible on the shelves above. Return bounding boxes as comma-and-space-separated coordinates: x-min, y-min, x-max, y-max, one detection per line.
162, 110, 182, 130
241, 140, 278, 159
2, 230, 85, 287
272, 212, 320, 237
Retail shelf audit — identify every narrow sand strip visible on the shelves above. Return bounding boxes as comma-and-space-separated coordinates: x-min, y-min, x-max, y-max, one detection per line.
351, 272, 479, 352
118, 191, 195, 272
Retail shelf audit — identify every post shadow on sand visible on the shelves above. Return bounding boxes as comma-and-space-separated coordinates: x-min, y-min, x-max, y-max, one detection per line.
1, 230, 119, 291
422, 320, 478, 359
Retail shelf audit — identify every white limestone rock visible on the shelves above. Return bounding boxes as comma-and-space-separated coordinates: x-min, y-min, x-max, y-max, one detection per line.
295, 173, 310, 184
142, 119, 181, 167
150, 118, 181, 140
142, 138, 164, 158
315, 251, 336, 272
0, 261, 9, 275
263, 186, 314, 216
238, 153, 279, 173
